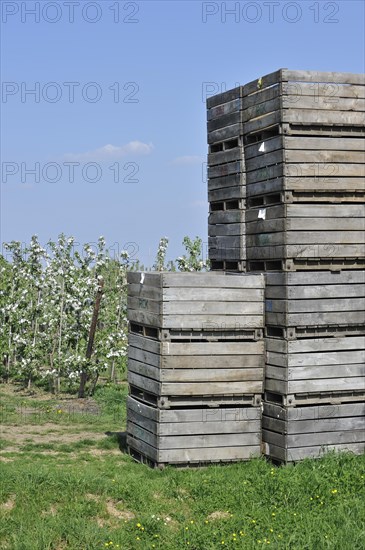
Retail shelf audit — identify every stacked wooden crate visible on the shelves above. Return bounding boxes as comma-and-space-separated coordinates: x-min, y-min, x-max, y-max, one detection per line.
242, 69, 365, 462
207, 89, 246, 271
206, 69, 365, 463
242, 69, 365, 271
262, 270, 365, 462
126, 272, 265, 466
207, 69, 365, 271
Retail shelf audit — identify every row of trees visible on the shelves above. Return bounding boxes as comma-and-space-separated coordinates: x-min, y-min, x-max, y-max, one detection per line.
0, 234, 208, 395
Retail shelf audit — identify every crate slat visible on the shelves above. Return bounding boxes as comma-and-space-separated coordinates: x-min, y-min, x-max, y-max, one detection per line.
262, 401, 365, 463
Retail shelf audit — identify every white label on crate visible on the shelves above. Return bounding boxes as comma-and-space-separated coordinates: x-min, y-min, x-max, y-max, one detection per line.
258, 209, 266, 220
259, 142, 265, 152
140, 272, 145, 284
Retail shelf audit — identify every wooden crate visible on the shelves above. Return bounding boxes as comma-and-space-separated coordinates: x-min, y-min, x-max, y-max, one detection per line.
127, 272, 264, 331
244, 134, 365, 199
208, 172, 246, 204
207, 87, 243, 110
127, 396, 261, 466
208, 199, 246, 264
208, 235, 245, 263
262, 401, 365, 463
206, 70, 365, 143
241, 69, 365, 139
246, 203, 365, 270
208, 161, 245, 179
208, 139, 244, 166
265, 271, 365, 335
265, 335, 365, 398
208, 124, 242, 145
128, 333, 264, 400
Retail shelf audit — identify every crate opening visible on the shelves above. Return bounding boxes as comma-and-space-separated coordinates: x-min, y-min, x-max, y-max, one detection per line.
210, 142, 223, 153
225, 138, 239, 150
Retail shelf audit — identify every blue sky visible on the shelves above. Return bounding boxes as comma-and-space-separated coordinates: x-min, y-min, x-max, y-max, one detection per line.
1, 0, 364, 266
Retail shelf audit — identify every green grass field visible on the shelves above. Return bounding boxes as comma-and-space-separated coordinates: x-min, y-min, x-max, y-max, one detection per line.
0, 384, 364, 550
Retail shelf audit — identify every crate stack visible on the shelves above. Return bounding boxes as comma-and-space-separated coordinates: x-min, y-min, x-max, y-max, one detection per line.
126, 271, 265, 467
206, 69, 365, 462
207, 89, 246, 272
263, 270, 365, 462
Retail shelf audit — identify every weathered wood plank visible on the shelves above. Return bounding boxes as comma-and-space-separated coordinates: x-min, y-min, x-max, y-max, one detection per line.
128, 422, 261, 449
208, 124, 242, 144
242, 96, 365, 123
267, 349, 365, 367
160, 272, 263, 288
282, 69, 365, 86
161, 340, 264, 357
160, 368, 263, 383
208, 147, 244, 166
208, 223, 245, 237
247, 231, 365, 247
128, 346, 160, 367
209, 248, 246, 262
207, 87, 243, 109
128, 284, 161, 301
266, 336, 364, 354
247, 177, 365, 196
162, 287, 264, 301
207, 111, 242, 132
246, 244, 365, 260
209, 211, 245, 224
266, 297, 365, 313
208, 173, 246, 191
162, 300, 263, 316
266, 271, 365, 287
161, 355, 265, 369
207, 98, 242, 120
160, 380, 263, 396
265, 377, 365, 394
262, 414, 365, 435
208, 161, 245, 179
244, 135, 365, 160
208, 186, 245, 203
263, 401, 365, 421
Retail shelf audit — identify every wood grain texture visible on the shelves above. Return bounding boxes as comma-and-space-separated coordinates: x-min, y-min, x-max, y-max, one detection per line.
262, 400, 365, 462
127, 396, 261, 464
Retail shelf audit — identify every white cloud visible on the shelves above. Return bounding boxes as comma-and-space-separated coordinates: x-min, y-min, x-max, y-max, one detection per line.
64, 141, 154, 162
171, 155, 204, 165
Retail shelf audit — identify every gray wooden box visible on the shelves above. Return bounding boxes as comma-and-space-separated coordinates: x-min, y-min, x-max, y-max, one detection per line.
265, 335, 365, 399
207, 70, 365, 143
128, 333, 264, 403
241, 69, 365, 139
127, 396, 261, 466
246, 204, 365, 271
262, 401, 365, 463
244, 134, 365, 199
127, 272, 264, 331
264, 271, 365, 336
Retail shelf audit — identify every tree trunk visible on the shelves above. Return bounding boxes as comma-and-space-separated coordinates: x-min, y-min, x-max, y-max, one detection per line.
78, 279, 104, 398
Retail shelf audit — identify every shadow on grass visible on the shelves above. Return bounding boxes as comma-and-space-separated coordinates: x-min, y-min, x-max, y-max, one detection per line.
104, 431, 128, 453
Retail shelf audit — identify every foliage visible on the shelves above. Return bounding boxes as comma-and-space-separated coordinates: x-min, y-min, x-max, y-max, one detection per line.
0, 234, 207, 393
0, 235, 132, 392
176, 236, 209, 272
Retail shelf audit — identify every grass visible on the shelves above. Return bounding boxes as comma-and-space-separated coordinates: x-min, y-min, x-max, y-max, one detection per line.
0, 383, 364, 550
